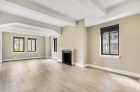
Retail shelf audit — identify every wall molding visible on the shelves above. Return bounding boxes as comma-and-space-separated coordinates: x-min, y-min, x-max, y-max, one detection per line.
2, 56, 48, 61
85, 64, 140, 78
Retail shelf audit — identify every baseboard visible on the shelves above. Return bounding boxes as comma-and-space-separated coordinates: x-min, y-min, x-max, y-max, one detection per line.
51, 57, 57, 59
87, 64, 140, 78
51, 57, 62, 62
46, 56, 51, 58
57, 59, 62, 62
2, 56, 46, 61
75, 63, 86, 67
74, 63, 140, 78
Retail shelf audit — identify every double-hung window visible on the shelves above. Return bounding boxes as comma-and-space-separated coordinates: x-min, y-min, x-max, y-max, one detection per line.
28, 38, 36, 52
101, 24, 119, 55
13, 37, 24, 52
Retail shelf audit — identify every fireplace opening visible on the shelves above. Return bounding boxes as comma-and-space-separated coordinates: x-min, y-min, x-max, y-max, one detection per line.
62, 50, 72, 65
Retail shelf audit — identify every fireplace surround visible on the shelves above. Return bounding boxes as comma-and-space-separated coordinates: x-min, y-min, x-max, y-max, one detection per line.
62, 49, 74, 66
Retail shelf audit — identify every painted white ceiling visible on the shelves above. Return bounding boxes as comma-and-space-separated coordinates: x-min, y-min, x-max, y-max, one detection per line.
0, 0, 140, 33
97, 0, 130, 9
27, 0, 94, 20
26, 0, 131, 20
85, 0, 140, 27
0, 0, 76, 27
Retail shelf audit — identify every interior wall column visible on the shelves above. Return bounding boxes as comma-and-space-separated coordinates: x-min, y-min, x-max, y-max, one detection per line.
45, 36, 51, 58
0, 30, 2, 64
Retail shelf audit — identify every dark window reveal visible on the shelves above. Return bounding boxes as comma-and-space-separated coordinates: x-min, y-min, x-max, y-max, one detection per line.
53, 38, 57, 52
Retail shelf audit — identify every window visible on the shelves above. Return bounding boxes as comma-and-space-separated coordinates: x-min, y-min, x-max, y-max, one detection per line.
101, 24, 119, 55
28, 38, 36, 52
53, 38, 57, 52
13, 37, 24, 52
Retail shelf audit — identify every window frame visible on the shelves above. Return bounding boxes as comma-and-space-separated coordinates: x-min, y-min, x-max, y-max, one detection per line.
13, 37, 25, 52
28, 38, 36, 52
100, 24, 119, 56
53, 38, 57, 52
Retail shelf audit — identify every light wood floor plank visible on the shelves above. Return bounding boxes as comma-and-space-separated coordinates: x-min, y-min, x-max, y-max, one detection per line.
0, 59, 140, 92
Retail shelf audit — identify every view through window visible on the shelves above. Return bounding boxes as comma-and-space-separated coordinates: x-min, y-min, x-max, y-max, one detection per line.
13, 37, 24, 52
28, 38, 36, 52
101, 24, 119, 55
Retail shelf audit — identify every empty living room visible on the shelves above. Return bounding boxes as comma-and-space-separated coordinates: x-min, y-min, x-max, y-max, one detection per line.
0, 0, 140, 92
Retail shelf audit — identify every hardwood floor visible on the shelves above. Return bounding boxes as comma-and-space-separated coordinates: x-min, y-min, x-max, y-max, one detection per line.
0, 59, 140, 92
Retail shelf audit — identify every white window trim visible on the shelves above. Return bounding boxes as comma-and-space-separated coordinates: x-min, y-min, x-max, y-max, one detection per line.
99, 32, 120, 59
100, 55, 120, 59
13, 52, 25, 53
27, 51, 37, 53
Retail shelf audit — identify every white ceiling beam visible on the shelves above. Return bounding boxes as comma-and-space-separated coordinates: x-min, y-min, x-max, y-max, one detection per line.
1, 27, 59, 36
0, 0, 76, 27
2, 22, 60, 35
76, 0, 106, 16
84, 0, 140, 27
0, 12, 61, 35
2, 27, 48, 36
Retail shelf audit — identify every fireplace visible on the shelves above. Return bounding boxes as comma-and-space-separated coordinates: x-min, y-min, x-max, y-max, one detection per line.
62, 49, 74, 66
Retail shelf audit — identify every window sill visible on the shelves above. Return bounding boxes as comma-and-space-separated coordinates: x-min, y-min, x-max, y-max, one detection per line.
13, 52, 25, 53
28, 51, 37, 53
100, 55, 120, 59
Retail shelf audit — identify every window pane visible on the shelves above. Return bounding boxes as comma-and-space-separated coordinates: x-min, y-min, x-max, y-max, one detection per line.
28, 40, 31, 51
102, 32, 109, 54
20, 39, 24, 51
14, 38, 19, 51
32, 40, 36, 51
110, 31, 118, 54
114, 33, 118, 39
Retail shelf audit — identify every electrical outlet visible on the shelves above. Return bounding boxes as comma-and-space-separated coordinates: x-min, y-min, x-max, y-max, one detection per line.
94, 62, 96, 65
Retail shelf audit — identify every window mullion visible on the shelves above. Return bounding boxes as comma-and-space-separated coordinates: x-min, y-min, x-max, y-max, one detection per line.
19, 38, 20, 51
35, 40, 36, 51
31, 40, 32, 51
101, 34, 103, 54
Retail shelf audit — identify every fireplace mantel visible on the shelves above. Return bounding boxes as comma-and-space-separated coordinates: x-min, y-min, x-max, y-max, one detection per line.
62, 49, 74, 65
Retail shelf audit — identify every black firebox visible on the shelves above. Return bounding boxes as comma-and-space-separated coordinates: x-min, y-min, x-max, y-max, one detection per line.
62, 50, 72, 66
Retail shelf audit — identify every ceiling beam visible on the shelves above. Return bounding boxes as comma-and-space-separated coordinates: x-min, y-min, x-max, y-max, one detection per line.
76, 0, 106, 16
1, 23, 60, 36
0, 0, 76, 27
2, 27, 51, 36
84, 0, 140, 27
0, 12, 61, 35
